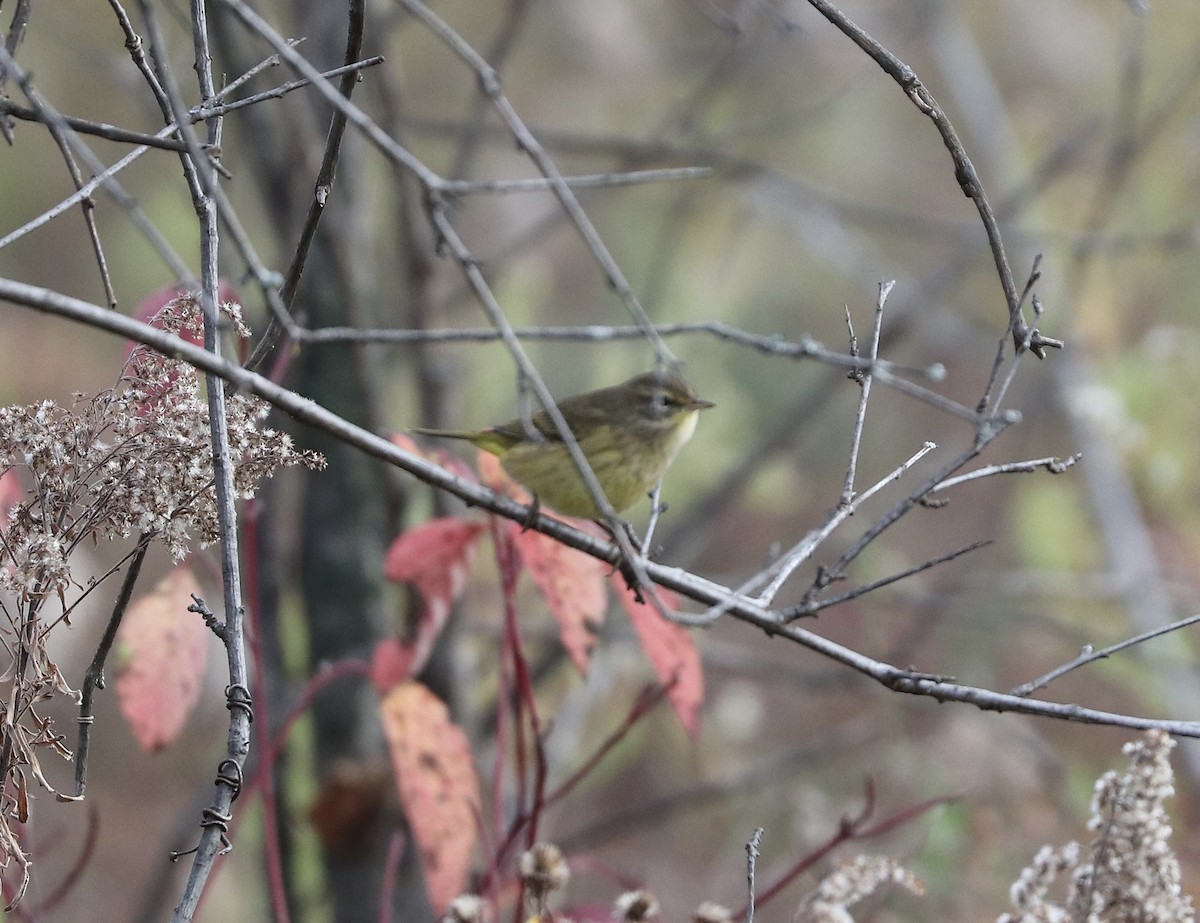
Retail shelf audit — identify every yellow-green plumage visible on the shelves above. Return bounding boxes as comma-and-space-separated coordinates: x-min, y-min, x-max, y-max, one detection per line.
413, 370, 713, 518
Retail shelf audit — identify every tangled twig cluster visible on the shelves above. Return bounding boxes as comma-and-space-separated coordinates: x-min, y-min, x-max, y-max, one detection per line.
0, 294, 322, 904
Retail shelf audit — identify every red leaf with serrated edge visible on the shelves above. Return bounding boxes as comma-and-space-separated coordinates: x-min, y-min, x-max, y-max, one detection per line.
115, 564, 209, 751
384, 518, 485, 676
515, 526, 607, 674
611, 575, 704, 739
380, 681, 480, 914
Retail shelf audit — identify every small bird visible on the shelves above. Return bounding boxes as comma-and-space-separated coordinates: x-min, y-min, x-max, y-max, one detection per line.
414, 369, 714, 519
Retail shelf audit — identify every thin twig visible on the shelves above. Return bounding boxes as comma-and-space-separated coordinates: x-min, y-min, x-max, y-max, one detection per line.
243, 0, 367, 372
757, 441, 936, 606
1012, 611, 1200, 698
787, 540, 991, 620
0, 46, 116, 306
441, 166, 713, 196
687, 440, 937, 627
218, 0, 443, 187
745, 827, 764, 923
402, 0, 676, 366
0, 0, 35, 142
841, 281, 891, 503
0, 48, 194, 281
978, 254, 1053, 415
75, 534, 151, 797
805, 0, 1062, 360
0, 55, 386, 276
641, 483, 666, 557
0, 55, 384, 154
136, 1, 251, 918
932, 453, 1082, 493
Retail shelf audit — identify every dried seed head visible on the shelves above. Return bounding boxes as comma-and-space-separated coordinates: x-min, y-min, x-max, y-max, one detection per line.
692, 901, 733, 923
613, 889, 660, 922
520, 842, 570, 898
441, 894, 489, 923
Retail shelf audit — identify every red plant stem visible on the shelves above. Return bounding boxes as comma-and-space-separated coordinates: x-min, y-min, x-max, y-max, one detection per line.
482, 518, 513, 906
543, 685, 666, 809
492, 520, 534, 923
501, 557, 548, 849
377, 830, 407, 923
737, 784, 953, 914
241, 502, 291, 923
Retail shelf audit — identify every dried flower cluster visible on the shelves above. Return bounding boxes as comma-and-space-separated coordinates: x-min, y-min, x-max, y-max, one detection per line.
999, 730, 1194, 923
2, 296, 322, 602
794, 855, 924, 922
0, 294, 322, 903
436, 739, 1194, 923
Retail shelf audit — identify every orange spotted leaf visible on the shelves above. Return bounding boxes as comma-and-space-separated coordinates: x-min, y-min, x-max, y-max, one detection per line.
115, 564, 209, 751
380, 681, 480, 914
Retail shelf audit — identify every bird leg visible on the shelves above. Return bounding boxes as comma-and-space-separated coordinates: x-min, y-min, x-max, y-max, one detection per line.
518, 494, 543, 531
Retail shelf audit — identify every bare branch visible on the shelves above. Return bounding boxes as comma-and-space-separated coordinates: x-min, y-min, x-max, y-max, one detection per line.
805, 0, 1062, 360
4, 281, 1193, 737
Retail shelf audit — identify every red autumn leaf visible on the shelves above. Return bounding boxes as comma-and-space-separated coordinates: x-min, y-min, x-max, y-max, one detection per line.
124, 281, 241, 358
370, 637, 418, 694
115, 564, 209, 751
384, 518, 485, 676
478, 448, 609, 669
393, 432, 479, 483
380, 681, 480, 914
515, 527, 607, 674
390, 432, 422, 455
476, 450, 524, 502
0, 469, 22, 530
611, 575, 704, 739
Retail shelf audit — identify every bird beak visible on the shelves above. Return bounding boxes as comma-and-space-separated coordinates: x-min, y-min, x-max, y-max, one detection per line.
690, 397, 715, 411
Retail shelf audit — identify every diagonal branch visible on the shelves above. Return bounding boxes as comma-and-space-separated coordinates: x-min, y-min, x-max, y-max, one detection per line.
3, 278, 1198, 739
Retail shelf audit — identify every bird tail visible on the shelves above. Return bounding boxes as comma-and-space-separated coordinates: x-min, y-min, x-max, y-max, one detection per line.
411, 426, 475, 441
412, 426, 512, 457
